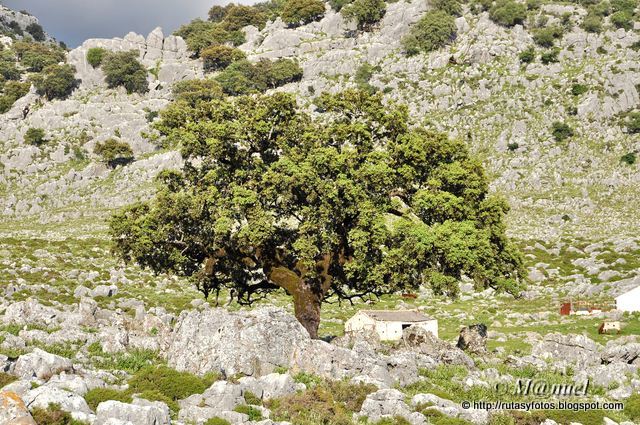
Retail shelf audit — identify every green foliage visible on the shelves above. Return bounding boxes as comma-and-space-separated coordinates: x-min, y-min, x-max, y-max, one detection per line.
175, 19, 246, 57
101, 51, 149, 94
209, 5, 233, 22
0, 371, 17, 387
626, 112, 640, 133
128, 365, 214, 406
204, 419, 232, 425
0, 81, 30, 114
551, 121, 574, 142
581, 13, 603, 32
172, 79, 225, 105
540, 48, 559, 64
84, 388, 132, 411
374, 417, 412, 425
402, 10, 456, 55
111, 89, 525, 337
31, 64, 78, 100
329, 0, 352, 11
244, 390, 262, 405
234, 405, 263, 421
86, 47, 108, 68
94, 138, 134, 168
620, 152, 637, 165
0, 53, 22, 81
342, 0, 387, 30
610, 10, 633, 29
355, 62, 381, 93
30, 404, 87, 425
201, 45, 246, 72
611, 0, 638, 13
571, 83, 588, 96
518, 46, 536, 63
624, 393, 640, 420
25, 127, 47, 146
489, 0, 527, 26
221, 5, 269, 31
532, 26, 564, 47
214, 58, 303, 95
433, 0, 462, 15
14, 41, 65, 72
281, 0, 326, 26
25, 22, 46, 41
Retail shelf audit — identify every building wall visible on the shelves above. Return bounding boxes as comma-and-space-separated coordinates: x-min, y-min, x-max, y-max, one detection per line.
345, 313, 439, 341
617, 293, 640, 312
344, 312, 376, 334
413, 320, 439, 339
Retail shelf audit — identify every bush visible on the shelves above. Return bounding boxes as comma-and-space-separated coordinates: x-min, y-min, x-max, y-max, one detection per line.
551, 121, 574, 141
204, 418, 232, 425
489, 0, 527, 26
571, 83, 588, 96
540, 48, 559, 64
0, 81, 30, 113
215, 58, 303, 95
257, 58, 304, 88
86, 47, 108, 68
101, 51, 149, 94
128, 365, 214, 403
14, 42, 66, 72
624, 393, 640, 419
30, 404, 86, 425
433, 0, 462, 15
341, 0, 387, 30
281, 0, 326, 26
175, 19, 245, 57
172, 79, 224, 105
221, 5, 268, 31
610, 10, 633, 29
532, 26, 563, 47
233, 405, 263, 421
85, 388, 132, 411
620, 152, 637, 165
626, 112, 640, 133
611, 0, 638, 13
518, 46, 536, 63
31, 64, 78, 100
329, 0, 352, 11
244, 390, 262, 405
0, 372, 17, 387
208, 5, 232, 22
94, 138, 134, 168
201, 45, 246, 72
24, 127, 47, 146
581, 13, 603, 32
402, 10, 456, 55
355, 62, 381, 93
0, 56, 21, 81
25, 23, 46, 41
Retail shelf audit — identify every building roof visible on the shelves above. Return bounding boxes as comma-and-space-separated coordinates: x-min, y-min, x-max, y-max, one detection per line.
360, 310, 432, 323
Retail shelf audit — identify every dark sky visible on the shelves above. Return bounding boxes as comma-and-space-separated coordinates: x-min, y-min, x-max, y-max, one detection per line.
1, 0, 254, 47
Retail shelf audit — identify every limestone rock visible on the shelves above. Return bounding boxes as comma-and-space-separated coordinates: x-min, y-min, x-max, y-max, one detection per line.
0, 391, 36, 425
95, 400, 170, 425
13, 349, 73, 380
23, 386, 91, 414
457, 324, 488, 354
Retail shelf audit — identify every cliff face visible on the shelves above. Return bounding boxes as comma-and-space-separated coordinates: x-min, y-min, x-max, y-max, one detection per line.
0, 5, 53, 42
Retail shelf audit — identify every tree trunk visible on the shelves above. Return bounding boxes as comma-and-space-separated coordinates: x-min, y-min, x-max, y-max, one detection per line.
292, 285, 322, 339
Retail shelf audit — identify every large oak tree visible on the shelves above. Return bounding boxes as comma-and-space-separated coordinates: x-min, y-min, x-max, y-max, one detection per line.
110, 87, 524, 338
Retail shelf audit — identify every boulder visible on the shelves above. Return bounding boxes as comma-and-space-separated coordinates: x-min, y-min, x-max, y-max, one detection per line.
95, 400, 170, 425
401, 325, 474, 367
411, 393, 489, 424
0, 391, 36, 425
3, 299, 59, 326
13, 349, 73, 380
602, 343, 640, 365
23, 386, 92, 414
358, 389, 426, 424
166, 307, 309, 377
238, 373, 304, 400
531, 333, 601, 368
457, 324, 488, 354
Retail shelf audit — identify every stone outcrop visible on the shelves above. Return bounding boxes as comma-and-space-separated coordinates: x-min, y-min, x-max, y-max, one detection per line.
0, 391, 37, 425
457, 324, 488, 354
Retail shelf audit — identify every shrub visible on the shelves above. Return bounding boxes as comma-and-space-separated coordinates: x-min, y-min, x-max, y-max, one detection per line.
551, 121, 574, 141
101, 51, 149, 94
221, 5, 268, 31
281, 0, 326, 26
626, 112, 640, 133
234, 405, 263, 421
329, 0, 352, 11
94, 138, 134, 168
244, 390, 262, 405
402, 10, 456, 55
624, 393, 640, 420
30, 404, 86, 425
540, 48, 559, 64
518, 46, 536, 63
620, 152, 637, 165
433, 0, 462, 15
24, 127, 47, 146
175, 19, 245, 57
14, 42, 66, 72
581, 13, 603, 32
128, 365, 213, 403
526, 0, 542, 10
532, 26, 563, 47
611, 0, 638, 13
31, 64, 78, 100
86, 47, 108, 68
215, 58, 303, 95
0, 81, 30, 113
0, 57, 21, 81
610, 10, 633, 29
25, 23, 46, 41
0, 372, 17, 387
342, 0, 387, 30
204, 418, 232, 425
374, 417, 412, 425
355, 62, 381, 93
571, 83, 588, 95
84, 388, 132, 411
201, 45, 246, 72
214, 60, 256, 95
172, 79, 224, 105
209, 5, 232, 22
489, 0, 527, 26
257, 58, 304, 88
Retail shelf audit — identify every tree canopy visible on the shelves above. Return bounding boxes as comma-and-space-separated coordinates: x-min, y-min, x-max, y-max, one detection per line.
110, 89, 524, 338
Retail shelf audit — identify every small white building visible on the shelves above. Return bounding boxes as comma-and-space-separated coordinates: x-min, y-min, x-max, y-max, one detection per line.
345, 310, 438, 341
616, 285, 640, 312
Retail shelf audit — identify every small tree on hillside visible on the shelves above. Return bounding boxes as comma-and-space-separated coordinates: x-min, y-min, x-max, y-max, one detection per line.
94, 138, 135, 168
24, 127, 47, 146
26, 23, 46, 42
87, 47, 108, 68
281, 0, 326, 27
342, 0, 387, 30
31, 64, 78, 100
201, 45, 246, 72
110, 90, 525, 338
101, 51, 149, 94
489, 0, 527, 26
402, 10, 456, 55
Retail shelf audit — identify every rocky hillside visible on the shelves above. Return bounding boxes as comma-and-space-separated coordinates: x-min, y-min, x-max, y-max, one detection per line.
1, 1, 640, 424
